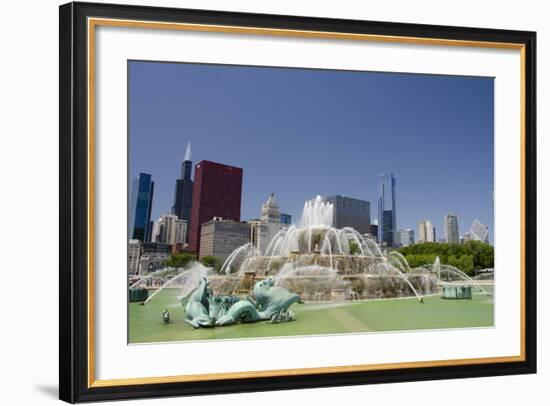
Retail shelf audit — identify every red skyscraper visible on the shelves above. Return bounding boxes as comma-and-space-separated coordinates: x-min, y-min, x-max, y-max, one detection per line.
187, 160, 243, 254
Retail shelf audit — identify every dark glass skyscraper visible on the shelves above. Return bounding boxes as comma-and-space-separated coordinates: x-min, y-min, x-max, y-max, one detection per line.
378, 173, 396, 247
188, 160, 243, 254
325, 195, 371, 234
172, 142, 194, 241
129, 172, 155, 242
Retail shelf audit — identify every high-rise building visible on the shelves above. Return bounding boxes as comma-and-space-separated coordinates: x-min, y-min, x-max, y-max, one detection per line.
365, 219, 378, 242
325, 195, 371, 234
418, 220, 436, 243
444, 212, 460, 244
396, 229, 415, 247
378, 173, 396, 247
470, 219, 490, 243
199, 218, 250, 262
260, 193, 284, 252
128, 172, 154, 242
128, 239, 141, 275
188, 160, 243, 254
280, 213, 292, 227
171, 141, 194, 241
259, 193, 282, 253
152, 214, 186, 246
247, 219, 263, 249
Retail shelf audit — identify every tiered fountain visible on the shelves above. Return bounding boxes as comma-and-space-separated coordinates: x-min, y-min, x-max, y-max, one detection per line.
211, 196, 437, 302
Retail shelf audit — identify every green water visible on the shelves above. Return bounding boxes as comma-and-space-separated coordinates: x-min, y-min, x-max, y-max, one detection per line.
129, 287, 494, 344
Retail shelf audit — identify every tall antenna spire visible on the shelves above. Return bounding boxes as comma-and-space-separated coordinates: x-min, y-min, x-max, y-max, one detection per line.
184, 141, 192, 162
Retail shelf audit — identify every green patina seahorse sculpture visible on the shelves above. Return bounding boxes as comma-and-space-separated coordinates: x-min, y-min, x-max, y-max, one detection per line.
183, 277, 214, 328
183, 276, 301, 328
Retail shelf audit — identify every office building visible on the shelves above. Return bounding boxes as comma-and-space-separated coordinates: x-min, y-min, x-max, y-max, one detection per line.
248, 219, 263, 249
369, 224, 379, 242
128, 172, 154, 242
396, 229, 415, 247
199, 218, 250, 262
470, 219, 490, 243
128, 239, 141, 275
259, 193, 282, 253
418, 220, 436, 243
171, 141, 194, 241
152, 214, 186, 246
444, 212, 460, 244
325, 195, 371, 234
378, 173, 397, 246
187, 160, 243, 254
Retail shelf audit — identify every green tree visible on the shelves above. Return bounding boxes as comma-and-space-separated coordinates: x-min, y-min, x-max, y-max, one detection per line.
349, 241, 360, 255
396, 241, 493, 275
164, 253, 196, 268
200, 255, 222, 272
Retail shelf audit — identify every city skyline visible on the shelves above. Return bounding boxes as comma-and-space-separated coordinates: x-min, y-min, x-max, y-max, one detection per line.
129, 61, 494, 242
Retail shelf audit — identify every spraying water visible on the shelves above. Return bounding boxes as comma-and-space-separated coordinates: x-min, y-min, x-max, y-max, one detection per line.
143, 262, 208, 305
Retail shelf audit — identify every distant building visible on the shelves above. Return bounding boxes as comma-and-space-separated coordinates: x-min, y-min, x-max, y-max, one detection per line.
188, 160, 243, 254
249, 194, 285, 254
369, 224, 379, 242
259, 193, 282, 253
378, 173, 397, 247
280, 213, 292, 227
325, 195, 371, 234
247, 219, 263, 249
138, 242, 171, 274
470, 219, 490, 243
463, 232, 472, 243
128, 239, 141, 275
171, 142, 194, 241
152, 214, 186, 246
129, 172, 155, 242
199, 218, 250, 262
444, 213, 460, 244
418, 220, 436, 243
396, 229, 414, 247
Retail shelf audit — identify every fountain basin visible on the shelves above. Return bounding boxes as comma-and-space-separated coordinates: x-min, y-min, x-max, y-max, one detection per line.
441, 285, 472, 300
129, 287, 149, 302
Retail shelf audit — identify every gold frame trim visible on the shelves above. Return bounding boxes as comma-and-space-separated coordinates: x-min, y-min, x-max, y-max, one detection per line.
87, 17, 527, 388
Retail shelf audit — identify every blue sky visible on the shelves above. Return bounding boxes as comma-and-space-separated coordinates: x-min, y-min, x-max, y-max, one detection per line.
129, 61, 494, 242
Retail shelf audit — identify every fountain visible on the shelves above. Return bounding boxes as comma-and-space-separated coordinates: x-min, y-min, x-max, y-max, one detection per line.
208, 196, 438, 303
432, 256, 491, 298
129, 262, 209, 305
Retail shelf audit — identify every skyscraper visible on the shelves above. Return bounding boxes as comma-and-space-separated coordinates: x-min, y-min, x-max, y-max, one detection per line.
151, 213, 186, 246
128, 172, 154, 242
418, 220, 436, 243
396, 229, 415, 247
470, 219, 490, 243
171, 142, 194, 241
444, 212, 460, 244
260, 193, 282, 253
378, 173, 396, 247
325, 195, 371, 234
187, 160, 243, 254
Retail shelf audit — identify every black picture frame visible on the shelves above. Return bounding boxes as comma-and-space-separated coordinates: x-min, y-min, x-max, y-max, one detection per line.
59, 1, 537, 403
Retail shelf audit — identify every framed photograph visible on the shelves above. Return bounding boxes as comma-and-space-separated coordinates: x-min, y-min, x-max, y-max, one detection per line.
59, 2, 536, 403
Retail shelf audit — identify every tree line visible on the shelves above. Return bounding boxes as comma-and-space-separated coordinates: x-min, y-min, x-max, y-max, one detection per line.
396, 241, 494, 275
